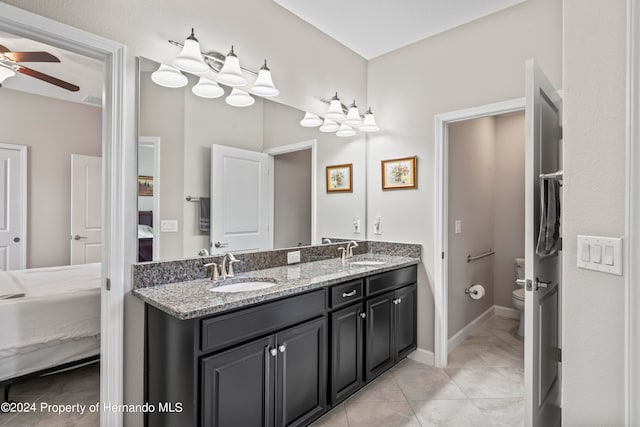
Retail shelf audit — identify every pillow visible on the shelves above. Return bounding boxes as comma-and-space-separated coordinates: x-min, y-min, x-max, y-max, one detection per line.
138, 224, 153, 239
0, 270, 25, 299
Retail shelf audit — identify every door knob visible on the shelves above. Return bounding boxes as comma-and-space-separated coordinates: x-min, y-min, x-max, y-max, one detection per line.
12, 237, 20, 243
214, 241, 228, 248
73, 235, 88, 240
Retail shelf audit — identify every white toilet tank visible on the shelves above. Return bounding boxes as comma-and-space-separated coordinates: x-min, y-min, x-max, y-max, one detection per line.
514, 258, 525, 285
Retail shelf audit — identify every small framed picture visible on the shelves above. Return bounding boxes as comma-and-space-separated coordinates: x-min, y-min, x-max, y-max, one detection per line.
326, 163, 353, 193
381, 156, 417, 190
138, 175, 154, 196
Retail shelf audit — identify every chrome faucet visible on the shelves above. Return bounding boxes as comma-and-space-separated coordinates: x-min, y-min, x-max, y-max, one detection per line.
346, 241, 359, 258
203, 262, 219, 281
221, 252, 240, 279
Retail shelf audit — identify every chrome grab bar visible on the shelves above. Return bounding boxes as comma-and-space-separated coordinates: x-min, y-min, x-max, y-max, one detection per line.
467, 249, 495, 263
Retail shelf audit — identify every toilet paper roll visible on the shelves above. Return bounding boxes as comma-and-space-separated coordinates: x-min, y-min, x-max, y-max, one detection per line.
468, 284, 485, 300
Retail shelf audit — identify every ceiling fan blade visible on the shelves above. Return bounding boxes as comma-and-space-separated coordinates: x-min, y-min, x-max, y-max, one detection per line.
3, 51, 60, 62
0, 45, 8, 53
16, 65, 79, 92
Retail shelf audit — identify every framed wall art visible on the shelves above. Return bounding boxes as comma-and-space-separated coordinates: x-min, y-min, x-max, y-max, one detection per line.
138, 175, 154, 196
381, 156, 417, 190
326, 163, 353, 193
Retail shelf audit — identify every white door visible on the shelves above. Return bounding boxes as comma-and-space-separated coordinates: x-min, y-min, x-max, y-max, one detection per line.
71, 154, 102, 264
0, 144, 26, 271
210, 144, 272, 253
524, 59, 562, 427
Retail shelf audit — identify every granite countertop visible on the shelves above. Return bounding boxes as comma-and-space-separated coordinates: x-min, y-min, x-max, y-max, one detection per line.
132, 253, 420, 320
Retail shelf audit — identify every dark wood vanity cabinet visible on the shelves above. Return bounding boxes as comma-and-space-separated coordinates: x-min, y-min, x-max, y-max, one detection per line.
145, 264, 417, 426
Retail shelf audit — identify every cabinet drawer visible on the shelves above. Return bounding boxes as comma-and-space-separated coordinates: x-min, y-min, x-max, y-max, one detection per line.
201, 289, 325, 353
365, 265, 417, 297
330, 280, 363, 309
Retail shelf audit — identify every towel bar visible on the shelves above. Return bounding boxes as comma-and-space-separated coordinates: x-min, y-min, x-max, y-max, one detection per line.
186, 195, 205, 202
467, 249, 495, 263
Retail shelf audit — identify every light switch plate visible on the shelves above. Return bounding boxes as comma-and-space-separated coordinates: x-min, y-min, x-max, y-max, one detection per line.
160, 220, 178, 233
455, 220, 462, 234
577, 235, 622, 275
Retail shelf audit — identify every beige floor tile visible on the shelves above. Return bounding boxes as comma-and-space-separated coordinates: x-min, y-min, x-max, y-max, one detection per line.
445, 367, 524, 399
477, 345, 524, 368
483, 316, 519, 332
472, 397, 525, 427
410, 399, 494, 427
310, 403, 349, 427
345, 401, 421, 427
393, 365, 467, 400
491, 328, 525, 346
459, 326, 508, 346
447, 344, 492, 368
347, 372, 406, 402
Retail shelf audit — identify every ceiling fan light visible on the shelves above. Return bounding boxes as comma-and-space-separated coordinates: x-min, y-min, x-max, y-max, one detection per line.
0, 66, 16, 83
319, 118, 340, 133
343, 100, 363, 127
300, 112, 323, 127
325, 92, 346, 120
225, 88, 255, 107
336, 124, 356, 138
360, 107, 380, 132
216, 46, 247, 87
249, 60, 279, 97
151, 63, 188, 88
173, 29, 209, 74
192, 77, 225, 98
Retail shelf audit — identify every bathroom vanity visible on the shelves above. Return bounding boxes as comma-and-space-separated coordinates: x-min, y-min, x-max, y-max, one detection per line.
134, 253, 418, 427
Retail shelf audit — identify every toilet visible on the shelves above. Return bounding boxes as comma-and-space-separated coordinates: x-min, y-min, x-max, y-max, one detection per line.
512, 257, 525, 337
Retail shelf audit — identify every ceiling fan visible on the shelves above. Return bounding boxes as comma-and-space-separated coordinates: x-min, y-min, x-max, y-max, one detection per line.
0, 44, 80, 92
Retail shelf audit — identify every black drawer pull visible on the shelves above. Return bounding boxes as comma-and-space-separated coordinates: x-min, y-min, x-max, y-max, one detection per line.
342, 290, 357, 298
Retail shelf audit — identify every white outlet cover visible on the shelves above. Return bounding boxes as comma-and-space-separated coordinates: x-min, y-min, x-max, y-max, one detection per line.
577, 235, 622, 275
160, 220, 178, 233
287, 250, 301, 264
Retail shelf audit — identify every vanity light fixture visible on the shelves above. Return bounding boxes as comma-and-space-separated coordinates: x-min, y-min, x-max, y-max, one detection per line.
226, 88, 255, 107
192, 76, 224, 98
300, 112, 323, 127
336, 123, 356, 138
173, 29, 209, 74
151, 29, 280, 106
0, 65, 16, 83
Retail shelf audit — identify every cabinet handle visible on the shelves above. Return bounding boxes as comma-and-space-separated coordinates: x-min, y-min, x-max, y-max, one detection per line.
397, 298, 402, 304
269, 348, 277, 357
278, 345, 286, 353
393, 298, 402, 305
359, 312, 366, 319
342, 290, 357, 298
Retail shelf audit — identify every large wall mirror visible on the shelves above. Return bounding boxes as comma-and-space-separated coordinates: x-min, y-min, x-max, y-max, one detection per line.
137, 57, 367, 261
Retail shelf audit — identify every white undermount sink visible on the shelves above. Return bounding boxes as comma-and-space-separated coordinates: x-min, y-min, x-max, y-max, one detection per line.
210, 281, 276, 293
350, 261, 386, 266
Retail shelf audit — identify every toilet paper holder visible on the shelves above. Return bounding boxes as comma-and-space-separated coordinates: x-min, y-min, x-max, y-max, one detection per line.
464, 287, 479, 296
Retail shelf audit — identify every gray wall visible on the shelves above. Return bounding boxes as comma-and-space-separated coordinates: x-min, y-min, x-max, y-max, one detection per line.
447, 117, 496, 337
562, 0, 626, 423
492, 112, 525, 308
0, 87, 101, 268
274, 149, 312, 248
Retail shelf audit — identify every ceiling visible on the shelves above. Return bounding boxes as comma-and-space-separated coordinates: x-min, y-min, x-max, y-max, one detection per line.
0, 30, 104, 107
273, 0, 526, 59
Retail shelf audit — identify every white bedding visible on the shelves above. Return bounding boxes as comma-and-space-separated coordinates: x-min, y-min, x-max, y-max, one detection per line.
0, 263, 101, 364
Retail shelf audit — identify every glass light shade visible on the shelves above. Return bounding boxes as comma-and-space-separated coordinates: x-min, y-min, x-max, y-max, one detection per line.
319, 118, 340, 133
192, 77, 224, 98
300, 112, 323, 127
249, 61, 279, 97
360, 108, 380, 132
216, 47, 247, 87
336, 124, 356, 138
343, 101, 363, 127
325, 93, 345, 120
225, 88, 255, 107
173, 29, 209, 74
0, 66, 16, 83
151, 64, 188, 88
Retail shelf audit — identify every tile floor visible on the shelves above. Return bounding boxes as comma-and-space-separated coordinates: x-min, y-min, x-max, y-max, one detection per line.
0, 362, 99, 426
312, 315, 524, 427
0, 316, 523, 427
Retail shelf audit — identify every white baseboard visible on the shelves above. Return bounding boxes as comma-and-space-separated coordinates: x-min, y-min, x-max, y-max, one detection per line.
448, 305, 495, 353
407, 348, 434, 366
494, 305, 521, 319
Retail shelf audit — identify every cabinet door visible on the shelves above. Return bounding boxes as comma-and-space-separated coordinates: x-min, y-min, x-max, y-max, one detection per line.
394, 284, 417, 360
365, 293, 394, 381
276, 316, 327, 427
201, 335, 275, 427
330, 303, 364, 405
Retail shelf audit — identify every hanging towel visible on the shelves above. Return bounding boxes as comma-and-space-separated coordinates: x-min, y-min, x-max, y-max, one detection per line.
199, 197, 211, 232
536, 178, 561, 255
